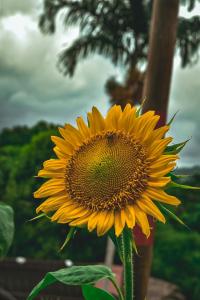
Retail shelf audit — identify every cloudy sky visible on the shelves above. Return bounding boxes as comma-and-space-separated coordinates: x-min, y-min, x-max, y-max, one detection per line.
0, 1, 199, 167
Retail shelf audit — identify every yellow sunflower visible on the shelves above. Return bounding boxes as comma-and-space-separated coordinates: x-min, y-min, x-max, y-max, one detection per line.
34, 104, 181, 237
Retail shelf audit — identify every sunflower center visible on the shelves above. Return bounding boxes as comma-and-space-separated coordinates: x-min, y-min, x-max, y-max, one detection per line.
65, 131, 148, 211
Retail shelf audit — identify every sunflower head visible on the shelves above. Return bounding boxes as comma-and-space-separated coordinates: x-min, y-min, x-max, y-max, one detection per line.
34, 104, 181, 237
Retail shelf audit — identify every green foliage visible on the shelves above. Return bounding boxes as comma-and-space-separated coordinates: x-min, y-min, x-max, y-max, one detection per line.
0, 203, 14, 257
82, 284, 116, 300
153, 224, 200, 300
27, 265, 117, 300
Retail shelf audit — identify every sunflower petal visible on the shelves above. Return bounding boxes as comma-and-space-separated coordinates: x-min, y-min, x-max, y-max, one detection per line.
114, 210, 124, 237
76, 116, 91, 139
146, 188, 181, 205
34, 179, 65, 198
137, 196, 165, 223
134, 205, 150, 238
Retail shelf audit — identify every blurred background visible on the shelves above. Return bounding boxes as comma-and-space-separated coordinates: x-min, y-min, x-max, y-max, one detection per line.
0, 1, 200, 300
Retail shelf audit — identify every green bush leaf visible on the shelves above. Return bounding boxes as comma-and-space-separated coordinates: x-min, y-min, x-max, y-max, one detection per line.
0, 203, 14, 257
27, 265, 116, 300
82, 284, 116, 300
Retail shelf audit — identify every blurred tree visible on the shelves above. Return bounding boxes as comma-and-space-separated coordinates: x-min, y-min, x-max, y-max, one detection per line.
39, 0, 200, 106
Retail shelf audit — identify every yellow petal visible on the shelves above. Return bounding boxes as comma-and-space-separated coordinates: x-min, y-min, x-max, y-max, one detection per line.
88, 211, 99, 232
124, 206, 135, 228
97, 211, 114, 236
106, 105, 122, 130
140, 116, 160, 141
69, 213, 90, 226
59, 127, 82, 148
38, 169, 65, 178
150, 163, 176, 177
129, 111, 155, 136
148, 176, 171, 188
146, 188, 181, 205
58, 208, 89, 223
36, 195, 70, 214
114, 210, 124, 237
137, 196, 165, 223
51, 203, 77, 221
118, 105, 136, 131
51, 136, 74, 155
134, 205, 150, 238
76, 116, 91, 139
127, 205, 136, 226
149, 155, 178, 170
34, 179, 65, 198
91, 107, 105, 132
146, 125, 169, 144
148, 137, 173, 160
53, 146, 69, 159
43, 159, 66, 170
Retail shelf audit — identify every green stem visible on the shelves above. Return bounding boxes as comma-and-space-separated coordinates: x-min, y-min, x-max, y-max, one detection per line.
110, 277, 124, 300
122, 228, 134, 300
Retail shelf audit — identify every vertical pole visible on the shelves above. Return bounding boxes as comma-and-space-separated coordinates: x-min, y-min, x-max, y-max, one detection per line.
143, 0, 180, 118
135, 1, 180, 300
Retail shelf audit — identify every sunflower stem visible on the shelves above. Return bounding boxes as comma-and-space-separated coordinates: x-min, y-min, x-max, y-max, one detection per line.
122, 227, 134, 300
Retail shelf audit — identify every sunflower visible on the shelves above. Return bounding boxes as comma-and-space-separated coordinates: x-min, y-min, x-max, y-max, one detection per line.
34, 104, 181, 237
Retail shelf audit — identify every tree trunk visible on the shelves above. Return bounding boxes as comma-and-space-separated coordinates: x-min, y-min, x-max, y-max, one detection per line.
134, 1, 180, 300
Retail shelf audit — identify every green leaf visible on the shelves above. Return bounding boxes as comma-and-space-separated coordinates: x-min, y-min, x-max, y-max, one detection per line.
27, 265, 116, 300
59, 227, 77, 251
109, 229, 124, 262
136, 98, 146, 117
164, 139, 189, 154
28, 213, 50, 222
82, 284, 116, 300
131, 236, 138, 255
168, 172, 190, 181
157, 203, 189, 230
167, 111, 179, 126
168, 181, 200, 190
0, 203, 14, 257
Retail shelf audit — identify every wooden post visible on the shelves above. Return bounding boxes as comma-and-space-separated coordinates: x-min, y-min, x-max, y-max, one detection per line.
143, 0, 180, 117
134, 1, 180, 300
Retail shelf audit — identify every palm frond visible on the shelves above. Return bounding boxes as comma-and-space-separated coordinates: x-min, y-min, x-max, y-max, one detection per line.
58, 34, 130, 76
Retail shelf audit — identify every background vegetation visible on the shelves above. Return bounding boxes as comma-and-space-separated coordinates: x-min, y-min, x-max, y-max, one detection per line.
0, 122, 199, 299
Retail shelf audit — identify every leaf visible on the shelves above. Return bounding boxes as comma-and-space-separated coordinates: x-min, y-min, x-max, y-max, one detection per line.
131, 236, 138, 255
28, 213, 50, 222
59, 227, 77, 251
82, 284, 116, 300
0, 203, 14, 257
109, 229, 123, 262
164, 139, 189, 154
167, 111, 179, 126
168, 172, 190, 181
27, 265, 116, 300
136, 98, 146, 117
157, 203, 189, 230
168, 181, 200, 190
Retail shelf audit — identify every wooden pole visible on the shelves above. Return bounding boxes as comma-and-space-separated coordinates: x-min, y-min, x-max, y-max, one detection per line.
143, 0, 180, 118
135, 1, 180, 300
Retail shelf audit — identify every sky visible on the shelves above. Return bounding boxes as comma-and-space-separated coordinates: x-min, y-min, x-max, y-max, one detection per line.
0, 1, 199, 167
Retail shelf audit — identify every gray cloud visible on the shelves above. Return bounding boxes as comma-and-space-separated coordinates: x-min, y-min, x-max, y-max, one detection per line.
0, 2, 199, 167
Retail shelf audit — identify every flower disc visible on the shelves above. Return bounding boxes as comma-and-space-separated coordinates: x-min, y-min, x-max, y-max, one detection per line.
34, 105, 181, 237
66, 131, 148, 211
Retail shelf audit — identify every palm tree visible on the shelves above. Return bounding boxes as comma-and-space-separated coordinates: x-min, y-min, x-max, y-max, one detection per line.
39, 0, 200, 105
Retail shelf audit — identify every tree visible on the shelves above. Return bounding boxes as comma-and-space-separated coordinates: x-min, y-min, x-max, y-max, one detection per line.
39, 0, 200, 105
